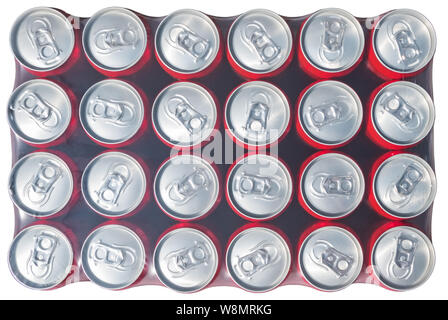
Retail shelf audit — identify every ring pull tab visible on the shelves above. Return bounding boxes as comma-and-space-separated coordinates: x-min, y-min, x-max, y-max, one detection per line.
387, 232, 418, 280
306, 99, 351, 131
165, 241, 210, 278
27, 17, 62, 65
237, 172, 282, 200
167, 167, 210, 205
387, 164, 423, 207
244, 91, 270, 136
242, 21, 281, 64
26, 232, 59, 280
24, 160, 63, 207
88, 96, 136, 127
95, 163, 131, 208
310, 240, 354, 278
388, 20, 422, 68
319, 17, 346, 63
311, 174, 355, 198
235, 241, 279, 279
379, 92, 422, 131
168, 24, 211, 62
89, 240, 137, 271
166, 95, 207, 135
94, 23, 139, 55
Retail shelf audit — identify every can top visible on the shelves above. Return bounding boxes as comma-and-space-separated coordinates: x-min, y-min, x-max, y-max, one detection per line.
152, 82, 217, 148
154, 227, 219, 292
371, 81, 435, 146
79, 79, 144, 145
373, 153, 436, 219
299, 226, 363, 291
225, 81, 290, 147
83, 7, 147, 72
81, 224, 146, 290
373, 9, 436, 74
9, 152, 73, 218
10, 7, 75, 72
9, 225, 73, 290
154, 154, 220, 220
301, 153, 365, 219
228, 9, 293, 74
300, 8, 365, 73
81, 152, 147, 218
7, 79, 72, 145
226, 227, 291, 292
298, 80, 363, 146
155, 9, 220, 75
371, 226, 435, 291
227, 154, 293, 220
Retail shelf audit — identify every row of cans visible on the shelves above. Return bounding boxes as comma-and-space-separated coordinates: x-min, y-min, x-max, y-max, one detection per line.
11, 8, 436, 79
8, 151, 436, 221
8, 222, 435, 292
7, 78, 435, 149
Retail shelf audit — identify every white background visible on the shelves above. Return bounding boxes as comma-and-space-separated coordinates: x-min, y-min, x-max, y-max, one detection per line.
0, 0, 446, 300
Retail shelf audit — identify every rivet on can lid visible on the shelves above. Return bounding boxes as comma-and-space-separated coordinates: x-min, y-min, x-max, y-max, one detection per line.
10, 7, 75, 72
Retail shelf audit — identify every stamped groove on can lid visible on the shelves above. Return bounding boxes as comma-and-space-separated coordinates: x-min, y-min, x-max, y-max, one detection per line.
228, 9, 293, 75
81, 152, 147, 218
371, 226, 435, 291
10, 7, 75, 72
79, 79, 144, 145
155, 9, 220, 75
83, 7, 147, 72
7, 79, 72, 145
152, 82, 217, 148
298, 81, 363, 146
154, 154, 220, 220
226, 227, 290, 292
8, 225, 73, 290
8, 152, 73, 218
373, 154, 436, 219
373, 9, 436, 74
154, 227, 218, 292
225, 81, 290, 147
81, 224, 146, 290
371, 81, 435, 146
299, 226, 363, 291
227, 154, 293, 220
300, 8, 365, 73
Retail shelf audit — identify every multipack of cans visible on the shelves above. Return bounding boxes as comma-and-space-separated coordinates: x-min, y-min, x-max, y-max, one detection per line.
7, 7, 437, 292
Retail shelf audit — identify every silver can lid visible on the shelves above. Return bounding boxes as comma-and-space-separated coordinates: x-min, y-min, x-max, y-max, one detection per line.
154, 154, 220, 220
152, 82, 217, 148
82, 152, 147, 218
227, 154, 292, 220
79, 79, 144, 145
81, 224, 146, 290
371, 81, 435, 146
154, 227, 218, 292
373, 9, 436, 74
301, 153, 365, 219
228, 9, 293, 75
9, 225, 73, 290
299, 226, 363, 291
373, 154, 436, 219
9, 152, 73, 218
155, 9, 220, 75
83, 7, 147, 72
300, 8, 365, 73
7, 79, 72, 145
371, 226, 435, 291
298, 81, 363, 146
10, 7, 75, 72
226, 227, 291, 292
225, 81, 290, 147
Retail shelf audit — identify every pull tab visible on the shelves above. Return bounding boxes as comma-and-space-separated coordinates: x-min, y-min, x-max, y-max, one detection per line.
95, 163, 131, 208
311, 240, 354, 278
319, 17, 346, 63
167, 167, 209, 205
89, 240, 137, 271
388, 20, 422, 68
88, 96, 136, 127
27, 17, 62, 65
243, 21, 281, 64
244, 92, 270, 136
168, 24, 211, 61
311, 174, 355, 198
26, 232, 59, 280
387, 164, 423, 207
388, 232, 418, 280
24, 160, 63, 207
237, 172, 282, 200
379, 92, 421, 131
165, 241, 210, 278
306, 100, 349, 131
235, 241, 279, 279
94, 23, 139, 54
13, 90, 62, 131
166, 95, 207, 134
